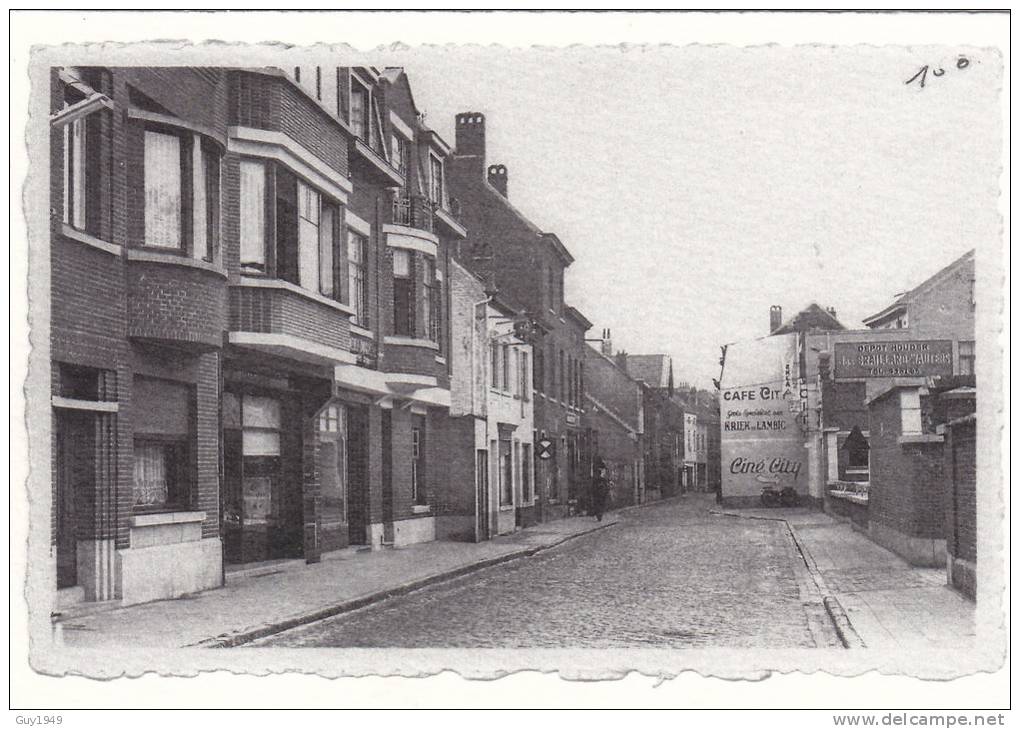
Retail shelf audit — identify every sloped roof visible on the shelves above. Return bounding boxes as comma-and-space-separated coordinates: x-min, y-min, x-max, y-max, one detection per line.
863, 249, 975, 327
626, 354, 672, 389
772, 303, 845, 335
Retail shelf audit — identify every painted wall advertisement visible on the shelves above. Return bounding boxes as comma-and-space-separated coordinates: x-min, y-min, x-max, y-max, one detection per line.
719, 334, 807, 499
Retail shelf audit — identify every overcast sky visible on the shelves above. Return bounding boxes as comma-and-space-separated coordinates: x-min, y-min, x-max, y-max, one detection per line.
398, 44, 1000, 387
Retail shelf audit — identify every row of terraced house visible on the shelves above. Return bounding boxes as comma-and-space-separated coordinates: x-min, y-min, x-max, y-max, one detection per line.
47, 64, 711, 608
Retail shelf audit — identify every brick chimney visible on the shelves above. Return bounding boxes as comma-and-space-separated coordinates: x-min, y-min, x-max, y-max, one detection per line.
826, 306, 838, 320
769, 305, 783, 333
615, 351, 628, 373
600, 328, 613, 357
455, 112, 486, 159
487, 164, 508, 198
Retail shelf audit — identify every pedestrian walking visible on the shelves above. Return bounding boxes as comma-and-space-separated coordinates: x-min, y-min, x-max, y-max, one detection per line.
591, 457, 610, 522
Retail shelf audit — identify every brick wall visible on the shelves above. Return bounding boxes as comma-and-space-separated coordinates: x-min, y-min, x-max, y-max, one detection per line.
867, 391, 947, 565
127, 261, 227, 349
228, 71, 348, 179
229, 285, 352, 352
428, 412, 477, 529
945, 419, 976, 598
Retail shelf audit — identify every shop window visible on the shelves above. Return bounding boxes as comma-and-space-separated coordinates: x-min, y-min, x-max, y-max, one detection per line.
392, 249, 414, 336
959, 340, 975, 376
317, 403, 347, 525
131, 377, 194, 512
347, 230, 369, 327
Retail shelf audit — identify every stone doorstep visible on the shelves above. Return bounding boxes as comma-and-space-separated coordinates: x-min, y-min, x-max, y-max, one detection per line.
193, 520, 620, 649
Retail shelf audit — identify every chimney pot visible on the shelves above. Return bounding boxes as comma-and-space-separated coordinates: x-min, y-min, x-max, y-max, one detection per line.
487, 164, 508, 198
600, 329, 613, 357
769, 305, 783, 333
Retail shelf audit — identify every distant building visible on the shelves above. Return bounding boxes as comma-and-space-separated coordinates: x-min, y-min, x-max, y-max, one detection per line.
583, 338, 645, 510
721, 249, 978, 598
449, 112, 593, 523
624, 353, 684, 500
439, 261, 534, 541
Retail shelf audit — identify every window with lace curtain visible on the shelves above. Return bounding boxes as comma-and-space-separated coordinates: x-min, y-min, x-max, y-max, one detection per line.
132, 376, 193, 511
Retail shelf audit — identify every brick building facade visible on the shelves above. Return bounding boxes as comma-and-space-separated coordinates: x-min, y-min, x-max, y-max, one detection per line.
447, 112, 594, 523
49, 64, 465, 607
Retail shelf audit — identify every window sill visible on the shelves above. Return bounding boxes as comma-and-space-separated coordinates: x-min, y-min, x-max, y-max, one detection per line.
350, 323, 375, 340
498, 505, 515, 512
131, 510, 206, 528
384, 335, 440, 351
60, 224, 122, 256
411, 504, 431, 515
236, 276, 355, 315
127, 247, 227, 278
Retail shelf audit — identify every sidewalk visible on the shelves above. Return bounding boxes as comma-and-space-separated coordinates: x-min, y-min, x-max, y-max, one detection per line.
54, 511, 620, 650
714, 506, 976, 649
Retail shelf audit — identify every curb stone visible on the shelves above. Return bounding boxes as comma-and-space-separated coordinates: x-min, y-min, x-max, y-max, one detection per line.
709, 509, 866, 649
191, 520, 618, 649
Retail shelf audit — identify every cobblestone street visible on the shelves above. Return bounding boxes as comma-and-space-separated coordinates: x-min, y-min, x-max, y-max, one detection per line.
256, 496, 839, 649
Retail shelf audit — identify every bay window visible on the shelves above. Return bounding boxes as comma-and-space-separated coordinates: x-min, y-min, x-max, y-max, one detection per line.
240, 161, 342, 300
347, 230, 368, 327
142, 128, 220, 260
239, 159, 266, 271
61, 103, 88, 231
144, 130, 183, 248
424, 257, 442, 345
392, 249, 414, 336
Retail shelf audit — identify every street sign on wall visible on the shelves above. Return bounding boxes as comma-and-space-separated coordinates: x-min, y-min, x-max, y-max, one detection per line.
834, 339, 954, 379
536, 438, 555, 459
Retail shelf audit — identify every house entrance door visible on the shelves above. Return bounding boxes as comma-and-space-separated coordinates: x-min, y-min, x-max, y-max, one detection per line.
55, 410, 94, 589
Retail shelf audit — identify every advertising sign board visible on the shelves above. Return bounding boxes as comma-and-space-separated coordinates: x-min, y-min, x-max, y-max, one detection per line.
834, 339, 954, 379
